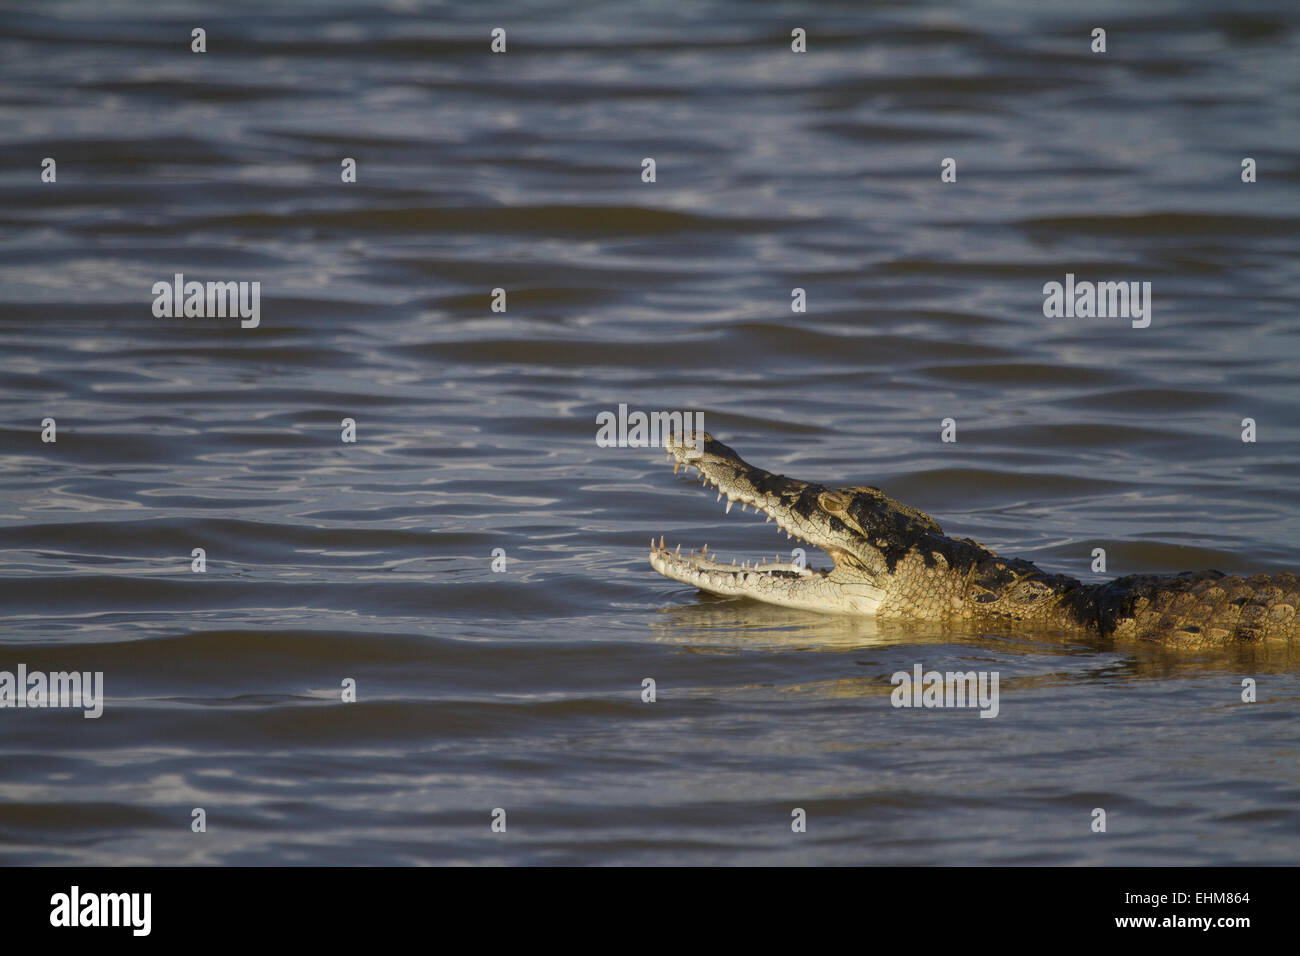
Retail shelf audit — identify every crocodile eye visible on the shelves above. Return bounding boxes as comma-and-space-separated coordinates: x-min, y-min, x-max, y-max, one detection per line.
819, 492, 849, 513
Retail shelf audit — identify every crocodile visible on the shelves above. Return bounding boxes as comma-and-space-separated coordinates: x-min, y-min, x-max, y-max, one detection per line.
648, 431, 1299, 645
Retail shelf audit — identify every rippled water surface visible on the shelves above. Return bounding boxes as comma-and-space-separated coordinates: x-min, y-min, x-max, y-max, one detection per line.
2, 0, 1299, 864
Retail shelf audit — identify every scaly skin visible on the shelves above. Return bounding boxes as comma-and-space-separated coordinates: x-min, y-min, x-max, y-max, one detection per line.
649, 432, 1299, 645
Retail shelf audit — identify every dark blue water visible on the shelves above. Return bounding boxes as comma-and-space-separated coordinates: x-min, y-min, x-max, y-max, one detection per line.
1, 0, 1298, 864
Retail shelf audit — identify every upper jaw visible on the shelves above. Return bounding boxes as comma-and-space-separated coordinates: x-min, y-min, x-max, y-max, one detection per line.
663, 430, 812, 512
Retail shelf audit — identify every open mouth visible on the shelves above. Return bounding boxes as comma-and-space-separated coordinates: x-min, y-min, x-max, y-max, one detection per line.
648, 433, 833, 596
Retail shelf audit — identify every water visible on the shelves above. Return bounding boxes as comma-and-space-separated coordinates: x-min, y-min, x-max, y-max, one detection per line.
1, 0, 1299, 865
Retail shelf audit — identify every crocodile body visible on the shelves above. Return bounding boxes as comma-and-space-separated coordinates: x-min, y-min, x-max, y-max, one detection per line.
649, 432, 1299, 645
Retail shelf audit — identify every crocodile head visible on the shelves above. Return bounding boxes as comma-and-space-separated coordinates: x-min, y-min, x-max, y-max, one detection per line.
647, 432, 1300, 642
649, 431, 945, 615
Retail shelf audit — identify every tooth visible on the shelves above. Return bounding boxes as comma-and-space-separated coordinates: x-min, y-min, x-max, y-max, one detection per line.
717, 492, 722, 502
725, 500, 733, 514
675, 544, 681, 556
701, 544, 707, 554
673, 462, 680, 474
766, 515, 772, 523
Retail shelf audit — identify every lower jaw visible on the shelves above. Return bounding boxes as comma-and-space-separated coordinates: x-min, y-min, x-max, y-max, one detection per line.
649, 552, 884, 616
